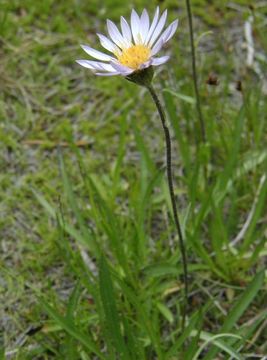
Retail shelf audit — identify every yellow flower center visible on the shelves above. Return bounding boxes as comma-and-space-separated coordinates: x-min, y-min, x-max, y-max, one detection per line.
117, 45, 151, 70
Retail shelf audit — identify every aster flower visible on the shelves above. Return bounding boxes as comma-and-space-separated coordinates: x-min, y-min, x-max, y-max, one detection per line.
76, 7, 188, 330
76, 7, 178, 76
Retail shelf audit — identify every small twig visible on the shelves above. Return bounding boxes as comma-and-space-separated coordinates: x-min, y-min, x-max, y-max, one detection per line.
22, 139, 93, 148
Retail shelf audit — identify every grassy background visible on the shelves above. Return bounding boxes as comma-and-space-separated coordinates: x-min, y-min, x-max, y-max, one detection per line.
1, 0, 267, 359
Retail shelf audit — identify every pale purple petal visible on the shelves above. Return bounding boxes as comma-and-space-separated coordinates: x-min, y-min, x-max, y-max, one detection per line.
110, 61, 133, 74
164, 19, 178, 42
131, 9, 141, 44
76, 60, 96, 69
107, 19, 129, 48
91, 61, 116, 72
97, 33, 121, 54
153, 19, 178, 49
81, 44, 114, 61
151, 39, 164, 56
148, 10, 168, 47
120, 16, 132, 44
144, 7, 160, 45
139, 9, 150, 43
151, 55, 170, 66
139, 59, 153, 69
76, 60, 115, 72
151, 20, 178, 56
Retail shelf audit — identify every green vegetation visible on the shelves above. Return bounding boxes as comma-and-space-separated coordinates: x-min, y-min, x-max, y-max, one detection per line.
1, 0, 266, 359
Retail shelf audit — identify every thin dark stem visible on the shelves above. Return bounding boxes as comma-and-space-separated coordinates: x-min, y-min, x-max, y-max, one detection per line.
147, 84, 188, 331
185, 0, 206, 144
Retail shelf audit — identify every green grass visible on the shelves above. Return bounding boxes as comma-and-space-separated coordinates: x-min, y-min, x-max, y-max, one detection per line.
1, 0, 267, 359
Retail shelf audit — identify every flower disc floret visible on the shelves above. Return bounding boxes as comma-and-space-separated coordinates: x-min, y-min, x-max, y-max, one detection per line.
118, 45, 151, 70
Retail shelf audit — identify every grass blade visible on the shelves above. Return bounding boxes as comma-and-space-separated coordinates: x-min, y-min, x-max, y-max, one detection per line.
39, 298, 104, 359
193, 332, 243, 360
99, 257, 130, 360
165, 309, 203, 358
33, 190, 91, 249
203, 270, 265, 359
59, 154, 100, 255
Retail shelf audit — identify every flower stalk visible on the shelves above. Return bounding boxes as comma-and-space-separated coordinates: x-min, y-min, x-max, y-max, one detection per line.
185, 0, 206, 144
146, 84, 188, 331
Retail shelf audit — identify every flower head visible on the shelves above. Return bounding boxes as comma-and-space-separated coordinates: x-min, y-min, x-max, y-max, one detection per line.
76, 7, 178, 77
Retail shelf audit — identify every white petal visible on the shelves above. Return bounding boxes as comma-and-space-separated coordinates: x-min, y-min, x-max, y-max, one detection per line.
77, 60, 122, 75
148, 10, 168, 47
93, 62, 116, 72
107, 19, 128, 48
151, 39, 164, 56
140, 9, 150, 43
76, 60, 115, 72
131, 9, 141, 44
110, 61, 133, 74
145, 7, 160, 45
155, 19, 178, 47
76, 60, 95, 69
151, 55, 170, 66
151, 20, 178, 56
164, 19, 178, 42
97, 33, 121, 54
120, 16, 132, 43
81, 44, 113, 61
